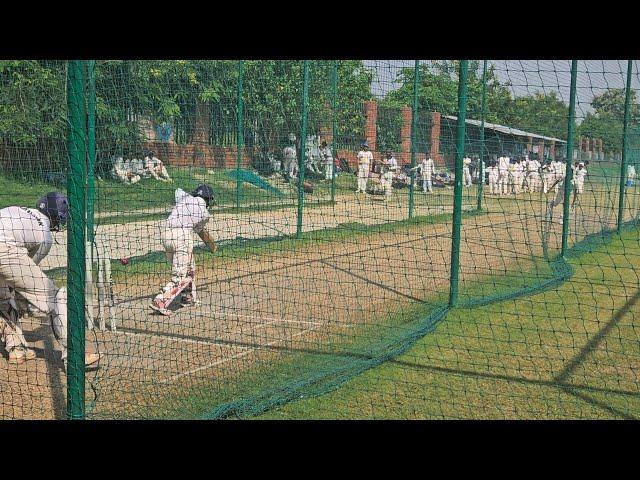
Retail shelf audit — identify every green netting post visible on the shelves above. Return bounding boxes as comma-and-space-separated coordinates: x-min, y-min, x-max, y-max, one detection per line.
618, 60, 633, 233
331, 60, 338, 204
448, 60, 469, 308
297, 60, 310, 238
561, 60, 578, 257
477, 60, 487, 211
236, 60, 244, 210
408, 60, 420, 219
86, 60, 96, 244
67, 60, 87, 420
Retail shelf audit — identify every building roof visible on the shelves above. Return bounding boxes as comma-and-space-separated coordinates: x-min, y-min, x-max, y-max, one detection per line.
443, 115, 566, 144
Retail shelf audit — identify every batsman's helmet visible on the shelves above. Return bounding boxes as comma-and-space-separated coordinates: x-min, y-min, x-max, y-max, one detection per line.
192, 184, 215, 207
36, 192, 69, 226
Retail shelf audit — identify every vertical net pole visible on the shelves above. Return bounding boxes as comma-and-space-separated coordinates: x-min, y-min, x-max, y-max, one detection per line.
236, 60, 244, 210
408, 60, 420, 218
331, 60, 338, 204
297, 60, 310, 238
67, 60, 87, 420
477, 60, 487, 211
618, 60, 633, 233
85, 60, 96, 329
561, 60, 578, 257
448, 60, 469, 308
86, 60, 96, 244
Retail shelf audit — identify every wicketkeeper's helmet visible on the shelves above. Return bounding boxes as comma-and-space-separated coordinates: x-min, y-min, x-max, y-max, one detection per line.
36, 192, 69, 226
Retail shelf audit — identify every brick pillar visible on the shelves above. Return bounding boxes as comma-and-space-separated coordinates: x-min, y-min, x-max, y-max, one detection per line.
320, 125, 332, 146
549, 140, 556, 160
400, 106, 412, 165
363, 100, 377, 152
538, 140, 545, 160
598, 138, 603, 160
431, 112, 442, 166
527, 136, 533, 155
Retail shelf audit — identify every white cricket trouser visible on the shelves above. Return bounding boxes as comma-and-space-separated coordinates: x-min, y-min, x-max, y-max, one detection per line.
357, 166, 369, 192
324, 163, 333, 180
0, 243, 66, 356
513, 172, 521, 194
528, 173, 540, 193
422, 176, 432, 192
285, 160, 296, 178
159, 224, 195, 285
463, 167, 472, 187
489, 176, 498, 194
498, 172, 508, 194
573, 178, 585, 194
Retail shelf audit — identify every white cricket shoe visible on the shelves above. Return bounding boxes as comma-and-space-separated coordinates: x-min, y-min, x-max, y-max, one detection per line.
8, 346, 36, 365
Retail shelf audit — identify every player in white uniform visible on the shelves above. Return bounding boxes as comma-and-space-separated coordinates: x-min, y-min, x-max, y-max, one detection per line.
0, 193, 100, 368
320, 141, 334, 180
487, 160, 499, 195
356, 141, 373, 194
463, 156, 473, 187
144, 150, 172, 182
513, 158, 524, 195
498, 155, 510, 195
527, 158, 541, 193
418, 156, 435, 193
152, 185, 214, 311
283, 134, 298, 180
573, 161, 588, 195
112, 156, 141, 184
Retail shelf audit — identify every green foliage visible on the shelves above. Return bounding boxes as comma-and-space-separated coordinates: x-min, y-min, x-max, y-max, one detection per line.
578, 88, 639, 154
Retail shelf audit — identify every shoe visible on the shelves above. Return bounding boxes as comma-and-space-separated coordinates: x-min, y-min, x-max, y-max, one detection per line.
8, 346, 36, 365
62, 352, 102, 373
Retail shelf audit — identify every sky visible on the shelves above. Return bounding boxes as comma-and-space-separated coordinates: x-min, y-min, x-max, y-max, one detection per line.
365, 60, 640, 121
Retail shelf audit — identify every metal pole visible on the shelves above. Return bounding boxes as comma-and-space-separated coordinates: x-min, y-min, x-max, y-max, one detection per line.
448, 60, 469, 308
477, 60, 487, 211
618, 60, 633, 233
236, 60, 244, 210
67, 60, 87, 420
561, 60, 578, 257
297, 60, 310, 238
85, 61, 97, 331
331, 61, 338, 204
409, 60, 420, 218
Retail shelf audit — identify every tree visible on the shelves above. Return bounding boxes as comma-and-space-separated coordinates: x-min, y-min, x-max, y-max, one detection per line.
578, 88, 639, 154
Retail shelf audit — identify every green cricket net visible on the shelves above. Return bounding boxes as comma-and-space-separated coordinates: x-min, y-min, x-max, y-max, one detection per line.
1, 60, 639, 419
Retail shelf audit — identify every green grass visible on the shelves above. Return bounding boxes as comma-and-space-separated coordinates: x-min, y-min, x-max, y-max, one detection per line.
253, 228, 640, 419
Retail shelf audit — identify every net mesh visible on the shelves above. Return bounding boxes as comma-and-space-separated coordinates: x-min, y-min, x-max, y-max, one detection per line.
0, 60, 639, 419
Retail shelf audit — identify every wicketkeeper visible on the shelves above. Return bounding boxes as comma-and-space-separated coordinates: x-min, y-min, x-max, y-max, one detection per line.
0, 192, 100, 369
151, 185, 216, 311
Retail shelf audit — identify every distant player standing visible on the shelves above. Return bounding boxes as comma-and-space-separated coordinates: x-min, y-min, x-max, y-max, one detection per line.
283, 134, 298, 180
320, 140, 334, 180
498, 155, 510, 195
151, 185, 216, 313
356, 141, 373, 194
418, 155, 435, 193
572, 161, 588, 195
463, 156, 473, 187
0, 193, 100, 368
487, 160, 499, 195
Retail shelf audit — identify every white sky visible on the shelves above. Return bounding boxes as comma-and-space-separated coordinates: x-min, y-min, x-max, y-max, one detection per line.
365, 60, 640, 121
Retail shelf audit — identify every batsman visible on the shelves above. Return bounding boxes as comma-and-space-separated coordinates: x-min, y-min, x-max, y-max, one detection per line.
150, 184, 217, 315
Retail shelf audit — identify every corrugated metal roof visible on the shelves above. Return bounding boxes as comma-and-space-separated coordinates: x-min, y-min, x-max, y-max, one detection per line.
443, 115, 566, 144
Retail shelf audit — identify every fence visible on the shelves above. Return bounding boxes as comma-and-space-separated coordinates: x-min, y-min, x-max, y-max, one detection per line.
0, 60, 639, 419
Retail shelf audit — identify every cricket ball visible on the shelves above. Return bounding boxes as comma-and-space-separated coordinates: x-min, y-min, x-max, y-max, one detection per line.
120, 257, 129, 266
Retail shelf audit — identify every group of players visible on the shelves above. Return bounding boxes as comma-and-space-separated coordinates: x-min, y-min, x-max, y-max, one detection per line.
111, 150, 173, 184
485, 156, 581, 196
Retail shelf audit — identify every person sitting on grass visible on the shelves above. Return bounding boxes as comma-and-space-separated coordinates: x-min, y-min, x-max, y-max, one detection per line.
144, 151, 173, 183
